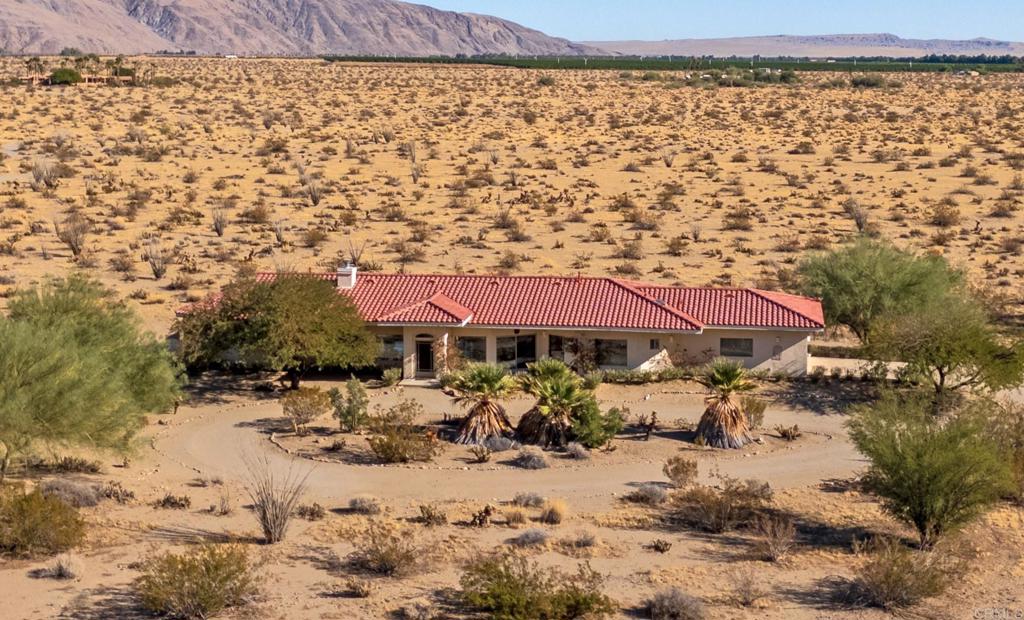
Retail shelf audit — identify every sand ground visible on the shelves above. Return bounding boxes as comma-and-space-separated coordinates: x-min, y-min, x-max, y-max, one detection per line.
0, 377, 1021, 619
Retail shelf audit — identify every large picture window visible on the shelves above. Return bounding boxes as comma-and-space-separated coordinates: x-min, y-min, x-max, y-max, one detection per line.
377, 335, 404, 368
595, 339, 628, 367
457, 336, 487, 363
720, 337, 754, 358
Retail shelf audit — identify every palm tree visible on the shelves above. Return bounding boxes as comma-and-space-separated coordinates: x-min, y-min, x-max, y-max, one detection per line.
518, 357, 575, 394
517, 373, 594, 448
695, 358, 757, 449
450, 363, 515, 445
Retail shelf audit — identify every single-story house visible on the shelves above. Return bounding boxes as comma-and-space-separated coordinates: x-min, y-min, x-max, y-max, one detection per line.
250, 266, 825, 379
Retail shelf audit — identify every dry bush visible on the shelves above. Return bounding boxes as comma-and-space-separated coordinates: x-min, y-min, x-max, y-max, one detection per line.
841, 537, 966, 610
46, 553, 84, 580
350, 521, 424, 577
728, 567, 769, 607
244, 454, 310, 544
153, 493, 192, 510
280, 387, 330, 435
624, 484, 668, 506
668, 476, 772, 532
55, 213, 89, 258
663, 456, 698, 488
136, 544, 260, 619
39, 479, 102, 508
460, 553, 616, 620
751, 514, 796, 561
512, 448, 548, 470
539, 499, 568, 525
368, 400, 441, 464
349, 496, 382, 515
647, 587, 705, 619
0, 487, 85, 558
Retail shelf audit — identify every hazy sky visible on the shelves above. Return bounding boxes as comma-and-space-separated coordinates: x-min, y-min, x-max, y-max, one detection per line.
425, 0, 1023, 42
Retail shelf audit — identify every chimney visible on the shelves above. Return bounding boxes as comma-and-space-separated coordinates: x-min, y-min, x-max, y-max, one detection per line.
337, 262, 357, 289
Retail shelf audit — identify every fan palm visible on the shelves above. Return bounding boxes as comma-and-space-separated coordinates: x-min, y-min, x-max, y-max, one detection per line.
519, 357, 577, 395
450, 363, 516, 445
695, 358, 757, 449
517, 374, 594, 448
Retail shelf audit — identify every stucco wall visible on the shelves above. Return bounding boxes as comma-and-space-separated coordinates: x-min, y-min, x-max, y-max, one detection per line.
369, 326, 813, 378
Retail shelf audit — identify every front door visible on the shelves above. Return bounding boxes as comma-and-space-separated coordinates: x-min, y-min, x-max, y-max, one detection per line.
416, 340, 434, 374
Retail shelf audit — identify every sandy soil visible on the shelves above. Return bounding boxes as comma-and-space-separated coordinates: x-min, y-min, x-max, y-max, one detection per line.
2, 59, 1024, 619
1, 60, 1023, 336
1, 378, 1021, 619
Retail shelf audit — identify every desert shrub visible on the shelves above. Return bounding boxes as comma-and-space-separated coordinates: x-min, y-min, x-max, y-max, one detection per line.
101, 481, 135, 504
539, 499, 568, 525
981, 400, 1024, 500
512, 448, 548, 470
624, 484, 668, 506
329, 377, 369, 432
571, 402, 624, 449
510, 528, 549, 548
382, 367, 403, 386
296, 502, 326, 521
349, 496, 382, 515
512, 492, 545, 508
153, 493, 191, 510
368, 400, 441, 464
842, 537, 965, 610
280, 387, 330, 434
752, 514, 796, 561
136, 544, 259, 619
0, 487, 84, 557
646, 587, 704, 620
244, 455, 310, 544
728, 568, 768, 607
460, 553, 616, 620
47, 553, 84, 579
851, 75, 887, 88
663, 456, 698, 488
351, 521, 423, 577
565, 442, 589, 460
740, 396, 766, 429
40, 479, 102, 507
418, 504, 447, 527
848, 392, 1013, 548
485, 436, 519, 452
669, 477, 772, 532
504, 509, 528, 527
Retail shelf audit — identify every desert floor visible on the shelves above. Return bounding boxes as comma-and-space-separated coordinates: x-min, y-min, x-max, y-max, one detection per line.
2, 60, 1024, 619
2, 377, 1023, 619
1, 59, 1024, 333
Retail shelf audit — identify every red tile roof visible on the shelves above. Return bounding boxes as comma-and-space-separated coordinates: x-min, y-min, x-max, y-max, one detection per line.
245, 272, 823, 332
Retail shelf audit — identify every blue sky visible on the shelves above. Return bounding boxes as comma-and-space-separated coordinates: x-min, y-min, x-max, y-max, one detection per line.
425, 1, 1023, 42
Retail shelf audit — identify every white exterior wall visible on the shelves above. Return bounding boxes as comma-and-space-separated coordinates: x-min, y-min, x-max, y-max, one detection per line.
370, 326, 813, 379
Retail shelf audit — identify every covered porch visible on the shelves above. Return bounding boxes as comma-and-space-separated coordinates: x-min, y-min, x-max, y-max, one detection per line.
371, 326, 670, 380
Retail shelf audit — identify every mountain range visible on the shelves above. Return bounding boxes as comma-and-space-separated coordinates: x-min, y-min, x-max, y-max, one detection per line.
586, 33, 1024, 58
0, 2, 1021, 59
0, 0, 598, 56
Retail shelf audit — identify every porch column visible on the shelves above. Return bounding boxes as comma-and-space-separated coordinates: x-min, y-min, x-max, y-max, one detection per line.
402, 328, 416, 380
537, 331, 549, 359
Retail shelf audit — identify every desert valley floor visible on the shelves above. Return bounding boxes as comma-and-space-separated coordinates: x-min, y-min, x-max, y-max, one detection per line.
2, 58, 1024, 619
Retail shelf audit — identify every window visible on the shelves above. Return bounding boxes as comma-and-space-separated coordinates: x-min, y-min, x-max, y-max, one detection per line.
457, 336, 486, 362
649, 338, 661, 350
377, 335, 404, 368
720, 338, 754, 358
497, 336, 517, 365
595, 339, 628, 367
497, 335, 537, 370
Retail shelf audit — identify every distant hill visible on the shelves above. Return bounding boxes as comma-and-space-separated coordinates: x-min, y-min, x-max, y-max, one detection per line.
0, 0, 602, 56
585, 33, 1024, 58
